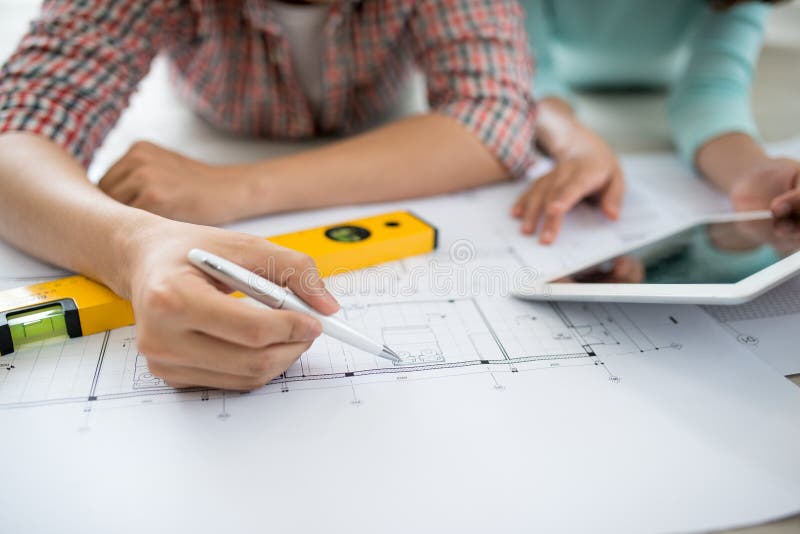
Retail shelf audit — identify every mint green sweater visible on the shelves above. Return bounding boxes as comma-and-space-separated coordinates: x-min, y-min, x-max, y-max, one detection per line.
523, 0, 770, 163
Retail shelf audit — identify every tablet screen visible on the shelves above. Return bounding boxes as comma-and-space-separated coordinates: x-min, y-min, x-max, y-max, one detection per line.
552, 216, 800, 285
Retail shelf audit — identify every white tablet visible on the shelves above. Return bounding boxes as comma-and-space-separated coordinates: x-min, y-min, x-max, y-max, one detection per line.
514, 211, 800, 305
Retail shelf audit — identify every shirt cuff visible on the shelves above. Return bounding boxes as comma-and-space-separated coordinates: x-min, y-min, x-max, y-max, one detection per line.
0, 94, 105, 168
435, 96, 537, 179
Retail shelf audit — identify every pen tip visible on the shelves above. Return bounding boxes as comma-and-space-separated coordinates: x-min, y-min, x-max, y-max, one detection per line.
381, 345, 402, 363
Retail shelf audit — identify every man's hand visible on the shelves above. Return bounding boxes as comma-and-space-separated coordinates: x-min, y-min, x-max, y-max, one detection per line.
99, 141, 250, 225
512, 99, 624, 244
729, 157, 800, 217
125, 218, 340, 391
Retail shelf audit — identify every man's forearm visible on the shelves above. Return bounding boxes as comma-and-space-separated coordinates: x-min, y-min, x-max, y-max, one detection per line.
695, 133, 771, 193
0, 132, 152, 297
236, 114, 508, 216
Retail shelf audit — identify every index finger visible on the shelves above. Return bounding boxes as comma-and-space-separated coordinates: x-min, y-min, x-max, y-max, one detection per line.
175, 275, 323, 348
599, 169, 625, 220
539, 178, 595, 244
238, 245, 340, 315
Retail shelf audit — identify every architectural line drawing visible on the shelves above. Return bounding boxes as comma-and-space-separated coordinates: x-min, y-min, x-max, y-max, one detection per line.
0, 297, 680, 410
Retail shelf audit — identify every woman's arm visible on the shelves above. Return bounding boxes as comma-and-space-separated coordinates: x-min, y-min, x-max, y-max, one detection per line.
668, 3, 770, 166
697, 132, 800, 216
686, 5, 800, 217
521, 0, 576, 105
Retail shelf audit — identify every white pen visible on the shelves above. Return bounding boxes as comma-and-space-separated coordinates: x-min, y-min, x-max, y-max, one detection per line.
187, 249, 401, 363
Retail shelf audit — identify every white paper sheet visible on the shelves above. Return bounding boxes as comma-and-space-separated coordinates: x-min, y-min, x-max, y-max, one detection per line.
704, 275, 800, 376
2, 270, 800, 534
3, 187, 800, 533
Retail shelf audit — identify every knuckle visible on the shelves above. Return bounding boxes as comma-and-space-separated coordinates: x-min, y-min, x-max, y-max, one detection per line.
294, 252, 317, 272
524, 206, 540, 220
134, 166, 159, 184
142, 284, 184, 315
242, 377, 269, 391
248, 234, 267, 247
144, 359, 163, 374
558, 160, 576, 173
237, 234, 262, 249
136, 330, 164, 360
528, 183, 544, 197
129, 140, 156, 156
246, 356, 273, 379
137, 186, 164, 206
243, 321, 273, 347
287, 316, 304, 341
144, 359, 168, 379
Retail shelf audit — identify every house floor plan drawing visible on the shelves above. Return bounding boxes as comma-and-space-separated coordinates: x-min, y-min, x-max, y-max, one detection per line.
1, 295, 676, 412
2, 148, 800, 533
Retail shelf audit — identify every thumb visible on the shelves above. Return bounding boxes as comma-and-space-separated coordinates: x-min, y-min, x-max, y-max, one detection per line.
599, 170, 625, 220
771, 189, 800, 219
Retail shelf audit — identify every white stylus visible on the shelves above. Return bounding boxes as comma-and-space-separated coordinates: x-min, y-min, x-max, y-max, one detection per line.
187, 249, 401, 363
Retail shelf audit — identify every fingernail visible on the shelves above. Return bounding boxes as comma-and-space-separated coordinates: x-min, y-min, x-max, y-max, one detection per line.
323, 290, 340, 310
541, 231, 553, 243
304, 320, 323, 341
774, 203, 791, 217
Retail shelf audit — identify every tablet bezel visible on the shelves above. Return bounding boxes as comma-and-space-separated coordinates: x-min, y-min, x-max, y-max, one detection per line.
514, 211, 800, 305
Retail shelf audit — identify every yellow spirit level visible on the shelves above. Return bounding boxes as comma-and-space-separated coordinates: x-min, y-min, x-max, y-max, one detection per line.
0, 211, 437, 356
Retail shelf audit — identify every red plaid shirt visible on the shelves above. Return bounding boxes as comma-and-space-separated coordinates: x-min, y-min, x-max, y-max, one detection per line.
0, 0, 535, 175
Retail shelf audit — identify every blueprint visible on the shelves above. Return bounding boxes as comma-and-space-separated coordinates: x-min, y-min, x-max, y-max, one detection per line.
2, 265, 800, 534
3, 181, 800, 532
704, 275, 800, 376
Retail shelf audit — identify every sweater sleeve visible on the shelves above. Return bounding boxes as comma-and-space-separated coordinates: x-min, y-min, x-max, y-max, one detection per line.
522, 0, 575, 105
667, 3, 770, 165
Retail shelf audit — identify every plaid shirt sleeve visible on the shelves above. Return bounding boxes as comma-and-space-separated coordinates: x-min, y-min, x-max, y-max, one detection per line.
410, 0, 537, 178
0, 0, 189, 167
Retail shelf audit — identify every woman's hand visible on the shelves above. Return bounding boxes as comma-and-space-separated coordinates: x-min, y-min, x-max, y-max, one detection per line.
124, 218, 340, 391
512, 98, 625, 244
729, 157, 800, 217
698, 134, 800, 218
99, 141, 253, 225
